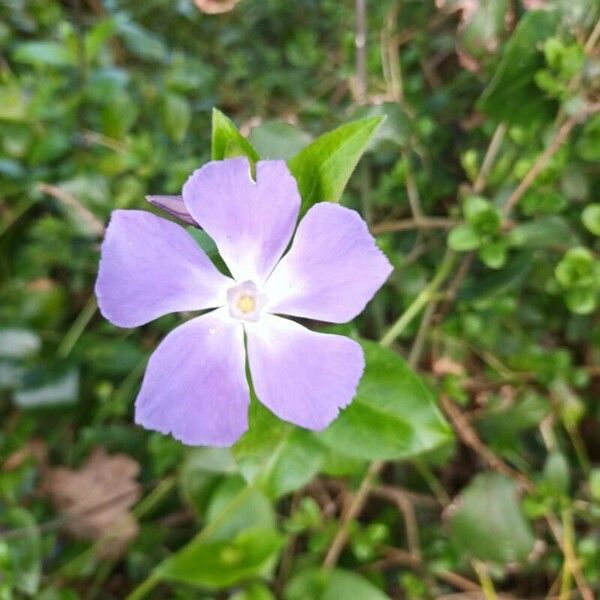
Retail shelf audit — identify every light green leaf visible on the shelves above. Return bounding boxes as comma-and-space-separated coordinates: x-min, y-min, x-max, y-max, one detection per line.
507, 216, 579, 247
0, 508, 41, 595
317, 341, 452, 460
477, 10, 559, 125
234, 402, 324, 499
162, 93, 191, 143
450, 473, 535, 565
205, 476, 275, 542
288, 116, 384, 214
12, 41, 76, 67
158, 527, 284, 589
286, 568, 389, 600
448, 224, 481, 251
249, 121, 312, 160
582, 203, 600, 236
212, 108, 260, 162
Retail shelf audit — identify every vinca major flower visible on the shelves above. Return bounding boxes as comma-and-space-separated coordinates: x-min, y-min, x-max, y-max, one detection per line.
96, 158, 392, 446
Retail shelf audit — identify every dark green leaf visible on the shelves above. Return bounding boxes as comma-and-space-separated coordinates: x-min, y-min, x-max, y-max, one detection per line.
478, 11, 559, 125
450, 473, 535, 564
317, 341, 452, 460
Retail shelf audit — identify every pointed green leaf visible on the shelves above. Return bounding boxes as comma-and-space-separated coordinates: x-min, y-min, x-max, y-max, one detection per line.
317, 340, 452, 460
212, 108, 260, 162
477, 10, 559, 125
288, 117, 384, 214
450, 473, 535, 565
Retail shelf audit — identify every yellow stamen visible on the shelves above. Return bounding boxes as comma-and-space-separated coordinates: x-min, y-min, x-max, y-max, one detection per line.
237, 295, 256, 314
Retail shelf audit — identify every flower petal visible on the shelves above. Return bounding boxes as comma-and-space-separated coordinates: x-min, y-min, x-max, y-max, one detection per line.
135, 309, 249, 446
264, 203, 393, 323
96, 210, 232, 328
146, 195, 197, 225
246, 314, 364, 430
182, 158, 300, 282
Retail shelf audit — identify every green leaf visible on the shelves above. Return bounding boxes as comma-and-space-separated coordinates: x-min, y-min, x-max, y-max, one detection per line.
204, 476, 275, 541
234, 402, 324, 499
179, 447, 238, 516
463, 196, 501, 236
543, 450, 570, 496
582, 203, 600, 236
249, 121, 312, 160
0, 508, 41, 595
162, 93, 191, 143
478, 241, 507, 269
12, 41, 76, 67
158, 527, 284, 589
288, 117, 384, 214
477, 10, 559, 125
353, 102, 412, 148
448, 224, 481, 251
84, 18, 115, 61
565, 287, 597, 315
555, 247, 595, 288
450, 473, 535, 565
317, 341, 452, 460
211, 108, 260, 162
0, 328, 41, 359
506, 216, 579, 247
286, 568, 389, 600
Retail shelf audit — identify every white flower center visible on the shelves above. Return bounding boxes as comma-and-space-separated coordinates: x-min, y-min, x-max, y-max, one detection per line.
227, 280, 265, 322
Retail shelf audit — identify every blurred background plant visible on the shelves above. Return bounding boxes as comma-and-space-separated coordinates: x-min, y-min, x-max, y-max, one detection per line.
1, 0, 600, 598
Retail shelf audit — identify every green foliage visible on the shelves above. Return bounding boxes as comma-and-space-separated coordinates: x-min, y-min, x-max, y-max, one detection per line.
288, 117, 384, 214
212, 108, 261, 163
318, 341, 452, 460
158, 528, 284, 589
478, 10, 559, 124
2, 1, 600, 598
450, 473, 535, 565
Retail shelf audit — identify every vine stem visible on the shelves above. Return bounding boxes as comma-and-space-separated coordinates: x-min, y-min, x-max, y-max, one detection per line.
125, 483, 256, 599
380, 249, 456, 348
322, 249, 456, 568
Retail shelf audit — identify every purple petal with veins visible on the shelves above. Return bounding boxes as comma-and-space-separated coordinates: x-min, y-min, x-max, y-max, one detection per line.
96, 158, 392, 446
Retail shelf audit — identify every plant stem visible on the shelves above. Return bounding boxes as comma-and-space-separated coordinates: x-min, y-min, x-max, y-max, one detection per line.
380, 249, 456, 348
57, 296, 98, 358
473, 560, 498, 600
322, 250, 457, 568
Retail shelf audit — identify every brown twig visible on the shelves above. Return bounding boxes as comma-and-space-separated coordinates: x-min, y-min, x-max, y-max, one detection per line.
371, 216, 459, 235
473, 123, 507, 194
37, 182, 105, 237
440, 395, 533, 492
322, 460, 383, 568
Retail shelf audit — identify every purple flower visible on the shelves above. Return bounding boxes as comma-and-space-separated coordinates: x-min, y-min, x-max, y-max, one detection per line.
96, 158, 392, 446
